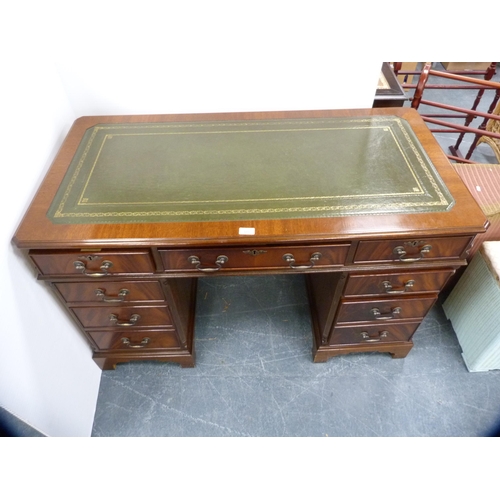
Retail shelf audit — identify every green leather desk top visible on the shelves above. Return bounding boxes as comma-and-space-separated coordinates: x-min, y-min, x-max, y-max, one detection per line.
47, 115, 454, 224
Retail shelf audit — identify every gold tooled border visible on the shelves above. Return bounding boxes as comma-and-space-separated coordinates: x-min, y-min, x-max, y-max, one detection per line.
52, 117, 452, 220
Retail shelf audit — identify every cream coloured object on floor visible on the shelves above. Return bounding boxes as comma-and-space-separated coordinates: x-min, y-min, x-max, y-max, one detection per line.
443, 241, 500, 372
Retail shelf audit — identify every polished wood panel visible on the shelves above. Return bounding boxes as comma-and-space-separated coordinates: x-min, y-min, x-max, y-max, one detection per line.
353, 236, 473, 264
54, 280, 164, 303
162, 278, 197, 348
30, 249, 156, 276
71, 305, 173, 329
305, 272, 346, 346
329, 322, 420, 346
160, 244, 350, 272
336, 296, 436, 324
343, 269, 455, 297
89, 329, 180, 350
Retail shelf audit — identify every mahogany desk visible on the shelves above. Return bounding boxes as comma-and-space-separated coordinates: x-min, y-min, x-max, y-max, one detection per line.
13, 108, 487, 369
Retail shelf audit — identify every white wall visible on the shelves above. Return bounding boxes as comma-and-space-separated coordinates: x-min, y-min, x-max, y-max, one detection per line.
53, 5, 382, 115
1, 1, 384, 437
0, 28, 102, 435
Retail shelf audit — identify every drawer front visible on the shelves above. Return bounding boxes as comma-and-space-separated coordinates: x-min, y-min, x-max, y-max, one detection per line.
329, 323, 420, 346
71, 305, 173, 329
30, 249, 156, 276
336, 296, 436, 324
54, 280, 165, 304
344, 269, 455, 297
353, 236, 473, 264
160, 244, 350, 272
89, 329, 180, 350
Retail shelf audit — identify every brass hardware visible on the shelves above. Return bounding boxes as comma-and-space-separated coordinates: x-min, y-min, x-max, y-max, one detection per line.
109, 313, 140, 326
371, 307, 402, 320
243, 249, 268, 256
74, 260, 113, 277
382, 280, 415, 294
121, 337, 150, 348
188, 255, 228, 272
360, 331, 388, 342
95, 288, 129, 302
282, 252, 322, 270
393, 244, 432, 262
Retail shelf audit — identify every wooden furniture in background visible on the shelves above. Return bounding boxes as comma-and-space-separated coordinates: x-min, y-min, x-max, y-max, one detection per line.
13, 108, 487, 369
441, 63, 492, 72
392, 62, 419, 84
395, 62, 500, 163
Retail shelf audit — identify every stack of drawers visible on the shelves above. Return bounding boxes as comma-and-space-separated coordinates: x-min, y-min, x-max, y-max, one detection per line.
29, 249, 196, 369
331, 268, 453, 352
309, 236, 473, 362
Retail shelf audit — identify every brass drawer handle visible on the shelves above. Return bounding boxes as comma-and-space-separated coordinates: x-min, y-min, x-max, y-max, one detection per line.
188, 255, 228, 272
282, 252, 322, 270
360, 331, 388, 342
109, 313, 140, 326
95, 288, 129, 302
74, 260, 113, 277
393, 245, 432, 262
121, 337, 150, 348
382, 280, 415, 294
371, 307, 401, 320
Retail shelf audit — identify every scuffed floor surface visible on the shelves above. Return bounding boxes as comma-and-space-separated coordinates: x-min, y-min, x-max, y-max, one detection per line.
92, 275, 500, 437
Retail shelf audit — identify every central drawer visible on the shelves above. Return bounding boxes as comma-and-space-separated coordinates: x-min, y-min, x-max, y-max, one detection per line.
71, 305, 174, 329
160, 244, 350, 272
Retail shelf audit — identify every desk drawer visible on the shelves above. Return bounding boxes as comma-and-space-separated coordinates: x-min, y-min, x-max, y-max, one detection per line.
329, 323, 420, 345
54, 280, 165, 304
336, 296, 436, 324
71, 305, 173, 329
353, 236, 472, 264
89, 329, 180, 351
160, 244, 350, 272
344, 269, 455, 297
30, 249, 156, 277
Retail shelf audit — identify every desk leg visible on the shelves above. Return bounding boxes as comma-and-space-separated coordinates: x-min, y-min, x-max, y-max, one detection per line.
93, 352, 196, 370
312, 342, 414, 362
